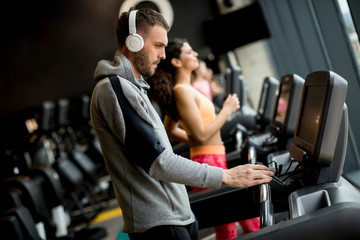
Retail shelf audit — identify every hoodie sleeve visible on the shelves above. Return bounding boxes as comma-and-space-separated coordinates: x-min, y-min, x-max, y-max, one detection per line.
109, 75, 166, 173
117, 85, 223, 189
94, 76, 223, 190
122, 100, 166, 172
149, 149, 223, 189
120, 100, 223, 189
121, 95, 223, 190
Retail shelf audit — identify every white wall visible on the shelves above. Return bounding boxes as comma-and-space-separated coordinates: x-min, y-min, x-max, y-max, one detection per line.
234, 40, 278, 109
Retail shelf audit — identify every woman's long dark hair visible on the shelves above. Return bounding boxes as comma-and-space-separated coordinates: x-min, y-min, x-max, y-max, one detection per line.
147, 38, 187, 121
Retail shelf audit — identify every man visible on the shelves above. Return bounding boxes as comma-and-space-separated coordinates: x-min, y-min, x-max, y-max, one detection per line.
90, 8, 273, 240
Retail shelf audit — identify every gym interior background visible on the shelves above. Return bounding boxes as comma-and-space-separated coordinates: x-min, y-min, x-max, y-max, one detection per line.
1, 0, 359, 186
1, 0, 360, 239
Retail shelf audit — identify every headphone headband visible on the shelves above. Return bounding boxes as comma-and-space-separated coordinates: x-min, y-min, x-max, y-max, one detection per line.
126, 9, 144, 52
129, 10, 138, 35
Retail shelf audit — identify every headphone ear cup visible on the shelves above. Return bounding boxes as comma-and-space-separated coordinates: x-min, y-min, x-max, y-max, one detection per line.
126, 33, 144, 52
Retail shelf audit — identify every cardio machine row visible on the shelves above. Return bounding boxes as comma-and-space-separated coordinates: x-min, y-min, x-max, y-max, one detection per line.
187, 69, 360, 240
0, 95, 112, 240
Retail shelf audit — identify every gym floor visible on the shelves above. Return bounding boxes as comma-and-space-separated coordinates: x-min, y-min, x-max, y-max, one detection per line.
89, 198, 245, 240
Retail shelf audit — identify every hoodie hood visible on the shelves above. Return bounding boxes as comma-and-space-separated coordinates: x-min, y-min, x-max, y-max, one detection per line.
94, 51, 150, 90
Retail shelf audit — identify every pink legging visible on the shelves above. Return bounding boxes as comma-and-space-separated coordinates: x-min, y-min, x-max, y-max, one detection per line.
190, 146, 260, 240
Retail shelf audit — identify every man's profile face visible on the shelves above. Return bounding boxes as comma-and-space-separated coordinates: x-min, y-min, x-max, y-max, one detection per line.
133, 25, 167, 77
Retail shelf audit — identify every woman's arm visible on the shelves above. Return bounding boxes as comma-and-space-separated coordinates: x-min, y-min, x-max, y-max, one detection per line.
163, 115, 189, 143
174, 87, 240, 145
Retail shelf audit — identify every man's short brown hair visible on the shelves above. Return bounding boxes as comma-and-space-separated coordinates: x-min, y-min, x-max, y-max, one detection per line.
116, 8, 170, 50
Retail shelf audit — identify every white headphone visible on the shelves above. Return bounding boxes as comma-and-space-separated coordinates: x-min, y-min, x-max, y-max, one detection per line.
126, 10, 144, 52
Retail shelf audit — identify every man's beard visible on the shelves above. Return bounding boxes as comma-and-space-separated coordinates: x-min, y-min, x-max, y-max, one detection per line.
133, 51, 157, 77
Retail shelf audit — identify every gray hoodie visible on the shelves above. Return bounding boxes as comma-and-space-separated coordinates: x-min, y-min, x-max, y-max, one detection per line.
90, 51, 223, 233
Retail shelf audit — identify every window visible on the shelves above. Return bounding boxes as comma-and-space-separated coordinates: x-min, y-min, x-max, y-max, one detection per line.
338, 0, 360, 69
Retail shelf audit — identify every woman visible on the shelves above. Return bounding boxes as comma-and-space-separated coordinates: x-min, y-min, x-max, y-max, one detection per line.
191, 60, 213, 100
148, 38, 259, 240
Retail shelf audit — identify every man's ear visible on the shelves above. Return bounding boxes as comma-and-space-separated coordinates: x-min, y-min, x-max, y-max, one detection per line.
171, 58, 181, 68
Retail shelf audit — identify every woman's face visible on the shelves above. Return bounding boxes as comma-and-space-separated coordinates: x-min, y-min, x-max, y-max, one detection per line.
178, 42, 199, 71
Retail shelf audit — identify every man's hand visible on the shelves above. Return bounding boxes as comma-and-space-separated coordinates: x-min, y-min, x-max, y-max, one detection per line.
222, 164, 274, 188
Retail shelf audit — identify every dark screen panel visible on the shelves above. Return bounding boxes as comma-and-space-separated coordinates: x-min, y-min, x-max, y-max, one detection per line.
296, 86, 326, 147
275, 81, 291, 123
258, 82, 269, 115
